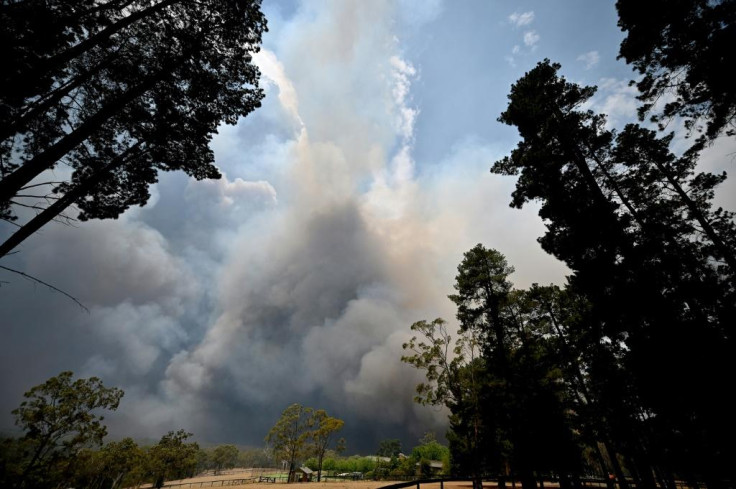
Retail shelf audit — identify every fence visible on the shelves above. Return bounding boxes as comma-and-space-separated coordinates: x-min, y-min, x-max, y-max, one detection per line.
378, 477, 474, 489
378, 477, 706, 489
150, 477, 261, 488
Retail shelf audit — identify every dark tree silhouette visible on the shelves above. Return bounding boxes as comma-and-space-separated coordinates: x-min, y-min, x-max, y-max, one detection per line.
493, 60, 736, 488
617, 0, 736, 141
0, 0, 267, 258
405, 246, 584, 489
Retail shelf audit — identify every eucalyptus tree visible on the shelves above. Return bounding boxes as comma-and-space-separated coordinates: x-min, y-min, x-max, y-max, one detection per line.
308, 410, 344, 482
212, 444, 239, 474
265, 403, 313, 483
97, 438, 145, 489
8, 371, 124, 488
148, 430, 200, 488
402, 317, 489, 486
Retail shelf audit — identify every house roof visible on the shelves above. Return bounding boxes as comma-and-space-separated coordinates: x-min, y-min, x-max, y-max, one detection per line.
415, 460, 444, 469
298, 466, 314, 474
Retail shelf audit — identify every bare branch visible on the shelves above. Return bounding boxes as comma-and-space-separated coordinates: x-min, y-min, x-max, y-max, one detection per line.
20, 182, 67, 191
1, 218, 22, 228
14, 194, 62, 200
0, 265, 89, 312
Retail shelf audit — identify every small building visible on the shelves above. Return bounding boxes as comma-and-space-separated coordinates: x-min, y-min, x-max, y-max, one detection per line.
416, 460, 445, 477
293, 466, 314, 482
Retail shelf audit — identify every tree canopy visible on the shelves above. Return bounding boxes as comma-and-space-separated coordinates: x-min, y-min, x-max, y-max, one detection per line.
212, 444, 239, 474
149, 430, 200, 488
490, 59, 735, 488
265, 403, 313, 483
4, 371, 123, 488
13, 372, 123, 478
617, 0, 736, 141
308, 409, 344, 482
0, 0, 267, 259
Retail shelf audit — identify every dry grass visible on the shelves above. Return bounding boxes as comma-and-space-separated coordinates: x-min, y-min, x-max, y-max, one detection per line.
179, 481, 476, 489
137, 473, 483, 489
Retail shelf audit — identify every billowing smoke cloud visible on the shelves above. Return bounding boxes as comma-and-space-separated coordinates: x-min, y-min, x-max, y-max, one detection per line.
0, 0, 571, 451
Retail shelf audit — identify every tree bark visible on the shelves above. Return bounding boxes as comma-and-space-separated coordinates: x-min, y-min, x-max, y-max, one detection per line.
317, 453, 323, 482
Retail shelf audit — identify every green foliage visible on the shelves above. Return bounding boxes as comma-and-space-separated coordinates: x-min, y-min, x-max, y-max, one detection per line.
411, 434, 450, 477
148, 430, 200, 488
7, 370, 123, 488
265, 404, 345, 482
98, 438, 145, 489
265, 403, 313, 482
307, 409, 344, 481
211, 444, 239, 474
376, 439, 401, 458
330, 455, 377, 473
0, 373, 212, 489
411, 440, 448, 466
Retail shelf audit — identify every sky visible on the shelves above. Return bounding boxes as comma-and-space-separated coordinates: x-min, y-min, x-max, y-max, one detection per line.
1, 0, 735, 453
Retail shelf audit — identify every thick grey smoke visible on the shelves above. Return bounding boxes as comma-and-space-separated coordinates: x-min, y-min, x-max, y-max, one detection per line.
0, 0, 573, 451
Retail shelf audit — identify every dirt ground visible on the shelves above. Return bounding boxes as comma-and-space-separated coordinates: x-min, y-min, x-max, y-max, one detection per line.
209, 482, 474, 489
141, 473, 482, 489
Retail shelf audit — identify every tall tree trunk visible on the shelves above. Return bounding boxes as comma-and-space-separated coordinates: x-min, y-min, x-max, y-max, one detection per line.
317, 453, 323, 482
0, 143, 141, 259
519, 468, 536, 489
593, 442, 614, 489
632, 454, 657, 489
653, 158, 736, 275
110, 471, 125, 489
0, 57, 177, 205
559, 472, 572, 489
603, 443, 629, 489
545, 302, 623, 489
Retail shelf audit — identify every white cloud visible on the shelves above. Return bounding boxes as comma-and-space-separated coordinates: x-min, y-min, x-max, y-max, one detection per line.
389, 55, 418, 141
509, 11, 534, 27
577, 50, 600, 70
587, 77, 640, 128
254, 49, 304, 128
523, 30, 540, 48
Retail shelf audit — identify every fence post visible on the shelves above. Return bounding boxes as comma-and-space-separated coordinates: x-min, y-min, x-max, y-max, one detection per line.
442, 481, 444, 489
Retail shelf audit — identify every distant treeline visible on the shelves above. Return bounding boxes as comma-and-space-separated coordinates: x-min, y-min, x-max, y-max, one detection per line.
0, 371, 453, 488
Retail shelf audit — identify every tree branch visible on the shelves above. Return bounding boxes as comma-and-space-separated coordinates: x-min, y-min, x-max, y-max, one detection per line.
0, 265, 89, 312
